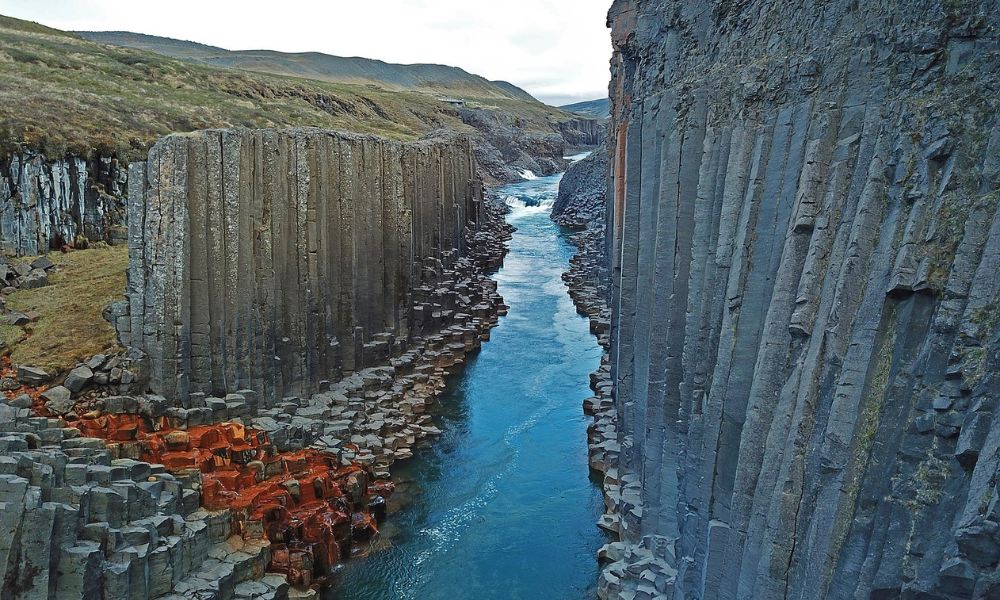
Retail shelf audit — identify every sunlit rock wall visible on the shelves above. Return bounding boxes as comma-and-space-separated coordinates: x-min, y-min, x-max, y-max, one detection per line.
604, 0, 1000, 597
122, 128, 483, 404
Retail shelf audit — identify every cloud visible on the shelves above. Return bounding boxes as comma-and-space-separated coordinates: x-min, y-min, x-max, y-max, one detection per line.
0, 0, 612, 105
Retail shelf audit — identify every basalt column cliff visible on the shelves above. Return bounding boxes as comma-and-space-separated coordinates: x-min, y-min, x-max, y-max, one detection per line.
599, 1, 1000, 598
121, 128, 486, 404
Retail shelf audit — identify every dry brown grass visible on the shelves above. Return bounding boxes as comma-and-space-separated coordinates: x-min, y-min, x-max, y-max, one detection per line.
3, 245, 128, 374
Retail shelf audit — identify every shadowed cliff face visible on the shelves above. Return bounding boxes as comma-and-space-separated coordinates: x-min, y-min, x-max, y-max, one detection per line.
552, 151, 609, 231
121, 128, 484, 404
603, 0, 1000, 598
0, 154, 127, 254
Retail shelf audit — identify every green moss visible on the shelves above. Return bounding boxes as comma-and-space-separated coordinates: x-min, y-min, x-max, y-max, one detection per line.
971, 302, 1000, 339
825, 308, 897, 585
924, 192, 968, 292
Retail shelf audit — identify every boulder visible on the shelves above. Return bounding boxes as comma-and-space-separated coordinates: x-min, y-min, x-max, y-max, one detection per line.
7, 313, 31, 326
7, 394, 32, 408
30, 256, 54, 270
64, 366, 94, 393
19, 269, 48, 289
85, 354, 107, 370
41, 386, 74, 415
17, 365, 49, 385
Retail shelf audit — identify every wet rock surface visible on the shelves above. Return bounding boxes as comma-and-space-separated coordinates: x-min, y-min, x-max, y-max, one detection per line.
603, 0, 1000, 598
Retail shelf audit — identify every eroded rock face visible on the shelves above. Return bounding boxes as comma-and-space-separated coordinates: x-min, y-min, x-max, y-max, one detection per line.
559, 118, 606, 148
603, 1, 1000, 598
552, 151, 609, 231
121, 128, 487, 405
0, 154, 127, 254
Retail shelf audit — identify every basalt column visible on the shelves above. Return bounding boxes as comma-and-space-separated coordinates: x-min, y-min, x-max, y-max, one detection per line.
601, 1, 1000, 598
122, 128, 482, 405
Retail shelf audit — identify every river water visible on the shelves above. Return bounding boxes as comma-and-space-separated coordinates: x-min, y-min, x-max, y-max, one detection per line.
325, 166, 606, 599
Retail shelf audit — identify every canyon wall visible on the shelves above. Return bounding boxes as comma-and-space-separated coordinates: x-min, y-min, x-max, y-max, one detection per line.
121, 128, 485, 404
0, 127, 510, 600
559, 118, 607, 148
552, 151, 610, 231
0, 154, 127, 255
602, 1, 1000, 598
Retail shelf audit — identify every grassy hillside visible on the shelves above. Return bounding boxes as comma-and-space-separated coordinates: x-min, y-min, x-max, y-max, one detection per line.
0, 15, 571, 161
76, 31, 540, 102
560, 98, 610, 120
0, 245, 127, 374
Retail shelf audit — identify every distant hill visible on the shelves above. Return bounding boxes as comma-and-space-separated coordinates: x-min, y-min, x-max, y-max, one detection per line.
560, 98, 610, 120
0, 14, 592, 186
76, 31, 540, 103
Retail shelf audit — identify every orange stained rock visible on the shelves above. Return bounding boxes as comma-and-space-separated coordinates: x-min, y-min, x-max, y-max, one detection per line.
2, 356, 47, 407
25, 383, 391, 588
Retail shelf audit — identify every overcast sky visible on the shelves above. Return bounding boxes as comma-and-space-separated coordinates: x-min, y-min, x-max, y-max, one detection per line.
0, 0, 612, 106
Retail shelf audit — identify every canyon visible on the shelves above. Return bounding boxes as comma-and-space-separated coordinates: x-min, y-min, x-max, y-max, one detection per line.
1, 1, 999, 599
0, 127, 514, 599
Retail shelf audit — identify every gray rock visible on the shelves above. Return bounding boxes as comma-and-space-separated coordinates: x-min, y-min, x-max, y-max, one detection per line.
124, 129, 492, 407
29, 256, 53, 270
16, 365, 49, 385
40, 386, 73, 415
0, 153, 126, 256
599, 1, 1000, 598
7, 312, 30, 326
85, 354, 107, 370
19, 269, 48, 289
63, 366, 94, 393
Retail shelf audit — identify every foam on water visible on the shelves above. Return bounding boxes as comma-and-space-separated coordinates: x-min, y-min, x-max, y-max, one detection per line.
503, 194, 554, 219
500, 171, 563, 220
519, 169, 539, 180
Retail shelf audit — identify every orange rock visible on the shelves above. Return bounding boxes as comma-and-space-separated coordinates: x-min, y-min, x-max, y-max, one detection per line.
26, 387, 392, 587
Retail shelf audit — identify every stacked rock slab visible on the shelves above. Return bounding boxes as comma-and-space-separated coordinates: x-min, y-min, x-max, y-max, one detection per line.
120, 128, 484, 405
603, 0, 1000, 598
0, 154, 127, 255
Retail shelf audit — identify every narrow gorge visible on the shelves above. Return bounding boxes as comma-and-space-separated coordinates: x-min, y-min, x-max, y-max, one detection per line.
0, 2, 998, 599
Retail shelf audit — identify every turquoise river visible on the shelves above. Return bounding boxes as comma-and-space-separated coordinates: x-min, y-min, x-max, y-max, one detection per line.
325, 164, 607, 599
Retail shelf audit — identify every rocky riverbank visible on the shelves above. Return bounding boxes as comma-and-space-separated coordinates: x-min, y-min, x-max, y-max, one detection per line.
553, 147, 677, 599
550, 152, 657, 598
0, 152, 515, 600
